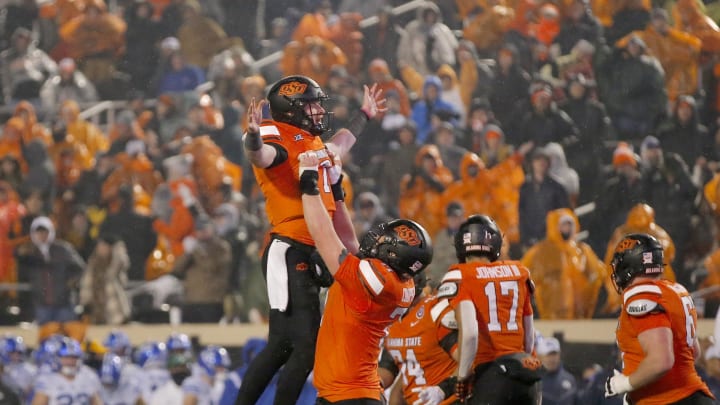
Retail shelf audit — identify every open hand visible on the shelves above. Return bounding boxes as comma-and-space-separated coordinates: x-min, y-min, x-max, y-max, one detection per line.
247, 98, 266, 134
361, 83, 387, 119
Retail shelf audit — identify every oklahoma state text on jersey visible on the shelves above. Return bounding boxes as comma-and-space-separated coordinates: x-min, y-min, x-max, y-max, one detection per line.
383, 295, 458, 405
314, 254, 416, 402
441, 260, 534, 366
253, 120, 336, 245
617, 280, 713, 404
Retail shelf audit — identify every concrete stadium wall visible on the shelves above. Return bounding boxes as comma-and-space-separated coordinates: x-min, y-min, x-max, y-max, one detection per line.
1, 319, 715, 346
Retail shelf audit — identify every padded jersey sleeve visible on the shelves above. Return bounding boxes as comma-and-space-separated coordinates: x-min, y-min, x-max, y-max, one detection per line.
623, 284, 671, 333
334, 254, 391, 313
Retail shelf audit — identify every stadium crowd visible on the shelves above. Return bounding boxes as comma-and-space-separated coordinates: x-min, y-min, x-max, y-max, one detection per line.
4, 0, 720, 401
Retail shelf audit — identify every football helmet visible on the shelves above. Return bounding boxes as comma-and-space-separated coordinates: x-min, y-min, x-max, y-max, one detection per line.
100, 353, 123, 387
166, 333, 191, 352
454, 215, 503, 262
198, 345, 230, 377
103, 330, 131, 356
610, 233, 664, 293
134, 341, 167, 369
359, 219, 433, 277
0, 334, 26, 363
57, 337, 83, 376
267, 75, 330, 136
33, 334, 65, 368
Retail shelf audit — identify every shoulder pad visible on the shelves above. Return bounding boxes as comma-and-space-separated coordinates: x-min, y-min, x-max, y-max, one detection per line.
437, 282, 459, 299
441, 269, 462, 283
440, 310, 458, 329
259, 124, 281, 137
623, 284, 662, 305
625, 298, 664, 317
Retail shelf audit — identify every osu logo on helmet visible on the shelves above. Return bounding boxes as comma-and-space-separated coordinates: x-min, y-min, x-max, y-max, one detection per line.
278, 82, 308, 97
615, 238, 639, 253
394, 225, 421, 246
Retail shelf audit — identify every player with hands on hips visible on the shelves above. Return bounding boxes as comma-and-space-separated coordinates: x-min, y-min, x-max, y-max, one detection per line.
605, 233, 714, 404
237, 75, 386, 405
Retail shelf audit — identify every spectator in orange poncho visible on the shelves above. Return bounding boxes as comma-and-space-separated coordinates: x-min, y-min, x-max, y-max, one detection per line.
484, 138, 531, 245
291, 0, 332, 42
619, 9, 701, 101
280, 36, 347, 88
102, 140, 162, 215
48, 126, 93, 191
0, 183, 26, 285
152, 154, 197, 257
704, 172, 720, 241
399, 145, 454, 237
39, 0, 86, 27
601, 203, 677, 314
0, 118, 28, 173
529, 3, 562, 46
521, 208, 608, 319
367, 59, 410, 118
328, 12, 364, 76
13, 101, 52, 146
462, 1, 515, 55
442, 152, 491, 216
673, 0, 720, 53
59, 0, 126, 84
176, 1, 227, 70
59, 100, 108, 158
700, 249, 720, 302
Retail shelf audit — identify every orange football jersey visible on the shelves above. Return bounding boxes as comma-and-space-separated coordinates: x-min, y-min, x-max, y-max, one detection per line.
442, 260, 534, 366
252, 120, 336, 245
384, 295, 458, 405
314, 254, 416, 402
617, 280, 713, 404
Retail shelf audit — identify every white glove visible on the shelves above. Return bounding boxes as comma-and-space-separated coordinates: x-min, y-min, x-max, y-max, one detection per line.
321, 157, 342, 185
605, 369, 633, 397
412, 386, 445, 405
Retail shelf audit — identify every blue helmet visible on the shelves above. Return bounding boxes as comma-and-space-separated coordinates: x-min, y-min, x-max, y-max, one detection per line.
56, 337, 83, 375
166, 333, 191, 352
0, 334, 26, 363
33, 335, 65, 368
100, 353, 123, 386
134, 341, 167, 369
103, 330, 131, 356
197, 346, 230, 376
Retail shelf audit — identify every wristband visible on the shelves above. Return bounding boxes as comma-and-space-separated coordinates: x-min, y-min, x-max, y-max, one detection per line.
438, 376, 457, 398
331, 174, 345, 201
347, 110, 370, 138
299, 170, 320, 195
243, 130, 263, 151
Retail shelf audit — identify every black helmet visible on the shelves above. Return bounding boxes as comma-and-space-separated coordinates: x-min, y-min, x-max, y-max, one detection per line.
454, 215, 502, 262
610, 233, 664, 293
359, 219, 433, 278
267, 75, 329, 136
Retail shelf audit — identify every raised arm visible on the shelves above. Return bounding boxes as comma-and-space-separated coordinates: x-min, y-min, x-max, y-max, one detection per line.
243, 98, 279, 168
299, 152, 348, 275
323, 153, 359, 254
326, 83, 387, 157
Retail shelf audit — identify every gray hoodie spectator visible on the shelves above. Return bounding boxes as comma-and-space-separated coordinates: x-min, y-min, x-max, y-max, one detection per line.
15, 217, 85, 325
0, 28, 57, 105
39, 58, 98, 116
397, 2, 458, 75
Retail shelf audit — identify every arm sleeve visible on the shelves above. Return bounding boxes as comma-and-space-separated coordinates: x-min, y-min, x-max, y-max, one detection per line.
265, 142, 289, 169
379, 348, 400, 378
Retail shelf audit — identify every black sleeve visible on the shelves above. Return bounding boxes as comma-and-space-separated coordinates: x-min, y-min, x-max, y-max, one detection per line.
439, 330, 458, 355
378, 348, 399, 379
266, 142, 289, 169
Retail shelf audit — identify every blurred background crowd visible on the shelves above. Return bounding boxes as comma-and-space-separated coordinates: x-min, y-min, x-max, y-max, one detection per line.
5, 0, 720, 336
